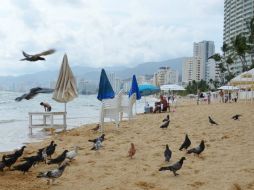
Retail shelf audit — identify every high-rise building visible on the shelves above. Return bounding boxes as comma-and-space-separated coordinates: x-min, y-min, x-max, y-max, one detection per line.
206, 59, 220, 82
182, 57, 203, 84
224, 0, 254, 73
153, 67, 178, 86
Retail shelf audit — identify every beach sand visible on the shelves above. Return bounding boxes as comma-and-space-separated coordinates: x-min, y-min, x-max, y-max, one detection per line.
0, 102, 254, 190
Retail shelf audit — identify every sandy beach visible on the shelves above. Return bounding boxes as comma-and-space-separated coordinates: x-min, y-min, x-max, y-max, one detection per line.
0, 102, 254, 190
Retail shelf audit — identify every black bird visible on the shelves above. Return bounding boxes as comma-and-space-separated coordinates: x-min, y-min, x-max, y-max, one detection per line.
37, 161, 69, 185
22, 149, 44, 166
160, 120, 170, 129
187, 140, 205, 155
48, 150, 68, 165
2, 155, 19, 169
20, 49, 56, 62
15, 87, 54, 102
162, 115, 170, 122
232, 114, 242, 120
159, 157, 186, 176
46, 143, 57, 159
12, 160, 35, 174
0, 159, 5, 172
179, 134, 191, 151
208, 116, 218, 125
88, 134, 105, 144
164, 144, 172, 162
6, 146, 26, 158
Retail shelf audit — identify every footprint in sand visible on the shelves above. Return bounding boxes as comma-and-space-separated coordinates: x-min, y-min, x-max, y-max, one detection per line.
188, 181, 205, 188
135, 181, 156, 190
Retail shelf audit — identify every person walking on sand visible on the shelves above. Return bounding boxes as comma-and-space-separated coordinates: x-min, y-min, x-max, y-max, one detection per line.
219, 90, 224, 103
40, 102, 52, 112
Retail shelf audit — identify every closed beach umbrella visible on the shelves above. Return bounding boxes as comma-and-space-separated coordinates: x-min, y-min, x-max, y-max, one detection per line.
129, 75, 141, 100
52, 54, 78, 112
138, 84, 160, 96
97, 69, 115, 101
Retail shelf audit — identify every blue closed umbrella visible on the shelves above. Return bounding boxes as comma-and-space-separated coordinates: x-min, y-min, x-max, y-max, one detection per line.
129, 75, 141, 100
138, 84, 160, 96
97, 69, 115, 101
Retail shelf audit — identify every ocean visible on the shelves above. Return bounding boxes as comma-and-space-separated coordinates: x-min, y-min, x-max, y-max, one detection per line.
0, 91, 157, 152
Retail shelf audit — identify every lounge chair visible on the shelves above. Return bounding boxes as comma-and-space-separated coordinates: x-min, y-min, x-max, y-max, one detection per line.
120, 93, 136, 121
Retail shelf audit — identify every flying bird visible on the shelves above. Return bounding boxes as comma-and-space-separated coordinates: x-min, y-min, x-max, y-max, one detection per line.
162, 115, 170, 122
88, 134, 105, 144
12, 160, 35, 174
208, 116, 218, 125
20, 49, 56, 62
6, 146, 26, 158
128, 143, 136, 159
15, 87, 54, 102
160, 120, 170, 129
66, 146, 79, 161
159, 157, 186, 176
48, 150, 68, 166
232, 114, 242, 120
37, 161, 69, 185
187, 140, 205, 156
179, 134, 191, 151
164, 144, 172, 162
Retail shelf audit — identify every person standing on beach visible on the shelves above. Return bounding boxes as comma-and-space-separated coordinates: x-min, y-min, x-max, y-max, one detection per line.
40, 102, 52, 112
208, 91, 211, 104
219, 90, 224, 103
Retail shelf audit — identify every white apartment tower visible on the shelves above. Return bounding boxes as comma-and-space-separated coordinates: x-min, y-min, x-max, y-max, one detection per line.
153, 67, 178, 86
224, 0, 254, 73
182, 57, 204, 84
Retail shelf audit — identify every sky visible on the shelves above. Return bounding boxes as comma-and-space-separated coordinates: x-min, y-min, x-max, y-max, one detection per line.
0, 0, 223, 76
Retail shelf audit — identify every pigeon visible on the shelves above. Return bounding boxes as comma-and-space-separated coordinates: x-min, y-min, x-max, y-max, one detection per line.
37, 161, 69, 185
232, 114, 242, 120
20, 49, 56, 62
48, 150, 68, 165
42, 148, 47, 164
160, 120, 170, 129
128, 143, 136, 159
164, 144, 172, 162
0, 159, 5, 172
187, 140, 205, 155
15, 87, 54, 102
162, 115, 170, 122
22, 148, 45, 166
6, 146, 26, 158
2, 155, 19, 169
12, 160, 35, 174
159, 157, 186, 176
91, 140, 102, 151
179, 134, 191, 151
91, 124, 100, 131
66, 146, 79, 161
88, 134, 105, 144
46, 143, 57, 159
208, 116, 218, 125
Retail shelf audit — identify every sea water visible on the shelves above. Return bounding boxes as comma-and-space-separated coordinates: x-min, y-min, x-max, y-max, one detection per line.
0, 91, 157, 152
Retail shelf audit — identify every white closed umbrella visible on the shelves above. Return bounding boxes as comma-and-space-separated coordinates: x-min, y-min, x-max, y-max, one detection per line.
52, 54, 78, 128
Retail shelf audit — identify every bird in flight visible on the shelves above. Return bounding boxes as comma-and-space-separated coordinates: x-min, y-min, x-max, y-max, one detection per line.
15, 87, 54, 101
20, 49, 56, 62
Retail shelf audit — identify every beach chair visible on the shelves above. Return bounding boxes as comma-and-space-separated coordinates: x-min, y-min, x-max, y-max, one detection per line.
100, 90, 124, 130
120, 93, 136, 121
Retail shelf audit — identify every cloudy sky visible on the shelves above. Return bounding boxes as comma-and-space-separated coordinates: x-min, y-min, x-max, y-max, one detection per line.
0, 0, 223, 76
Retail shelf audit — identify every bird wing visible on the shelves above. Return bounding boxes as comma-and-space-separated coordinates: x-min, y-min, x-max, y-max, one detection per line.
35, 49, 56, 56
22, 51, 31, 58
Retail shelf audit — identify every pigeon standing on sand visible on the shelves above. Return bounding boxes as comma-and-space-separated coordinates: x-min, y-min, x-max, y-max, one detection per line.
187, 140, 205, 156
164, 144, 172, 162
12, 160, 35, 174
46, 142, 57, 159
37, 161, 69, 185
208, 116, 218, 125
15, 87, 54, 102
0, 157, 6, 172
66, 146, 79, 161
91, 140, 102, 151
128, 143, 136, 159
160, 120, 170, 129
159, 157, 186, 176
91, 124, 100, 132
48, 150, 68, 166
232, 114, 242, 120
179, 134, 191, 151
2, 155, 19, 170
6, 146, 26, 158
162, 115, 170, 122
88, 134, 105, 144
20, 49, 56, 62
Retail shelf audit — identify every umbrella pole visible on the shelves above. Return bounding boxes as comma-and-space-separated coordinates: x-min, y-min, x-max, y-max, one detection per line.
64, 103, 67, 130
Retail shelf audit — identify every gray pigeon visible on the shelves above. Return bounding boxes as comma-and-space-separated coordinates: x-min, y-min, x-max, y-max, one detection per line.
37, 161, 69, 185
208, 116, 218, 125
160, 120, 170, 129
91, 140, 102, 151
164, 144, 172, 162
187, 140, 205, 155
159, 157, 186, 176
179, 134, 191, 151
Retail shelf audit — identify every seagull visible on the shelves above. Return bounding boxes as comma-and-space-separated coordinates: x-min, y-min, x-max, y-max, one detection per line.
66, 146, 79, 161
2, 155, 19, 170
15, 87, 54, 102
162, 115, 170, 122
48, 150, 68, 166
187, 140, 205, 156
208, 116, 218, 125
160, 120, 170, 129
37, 161, 69, 185
179, 134, 191, 151
6, 146, 26, 158
232, 114, 242, 120
20, 49, 56, 62
91, 140, 102, 151
128, 143, 136, 159
159, 157, 186, 176
88, 134, 105, 144
12, 160, 35, 174
164, 144, 172, 162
